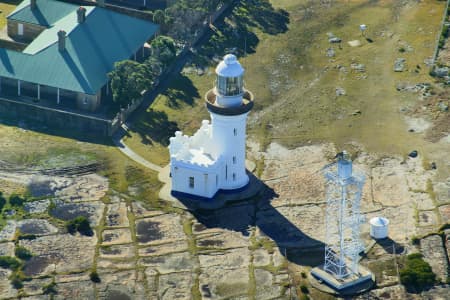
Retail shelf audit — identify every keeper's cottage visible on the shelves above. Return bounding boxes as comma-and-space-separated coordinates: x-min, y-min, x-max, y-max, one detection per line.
169, 54, 254, 199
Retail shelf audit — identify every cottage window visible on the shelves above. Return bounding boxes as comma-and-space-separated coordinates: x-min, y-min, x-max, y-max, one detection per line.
189, 176, 194, 188
233, 173, 236, 181
233, 128, 237, 136
18, 24, 24, 36
233, 156, 236, 164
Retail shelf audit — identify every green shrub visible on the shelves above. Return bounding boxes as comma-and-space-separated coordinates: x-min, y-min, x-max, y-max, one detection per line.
411, 236, 420, 245
301, 271, 307, 278
300, 284, 309, 294
66, 216, 93, 236
400, 253, 436, 292
15, 246, 33, 261
9, 272, 23, 289
90, 270, 101, 283
0, 256, 22, 271
42, 281, 57, 294
9, 194, 25, 207
18, 234, 36, 240
0, 192, 6, 211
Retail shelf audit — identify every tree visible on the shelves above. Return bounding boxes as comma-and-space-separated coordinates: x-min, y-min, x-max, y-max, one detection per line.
9, 194, 24, 207
108, 60, 151, 108
400, 253, 436, 292
150, 36, 177, 67
153, 9, 166, 25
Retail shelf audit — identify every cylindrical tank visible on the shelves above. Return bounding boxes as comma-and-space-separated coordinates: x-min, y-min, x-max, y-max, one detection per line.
369, 217, 389, 239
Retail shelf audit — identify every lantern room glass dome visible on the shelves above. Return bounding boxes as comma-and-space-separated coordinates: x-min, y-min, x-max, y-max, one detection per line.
215, 54, 244, 96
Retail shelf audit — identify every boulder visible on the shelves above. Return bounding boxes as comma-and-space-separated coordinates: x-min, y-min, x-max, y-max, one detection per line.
394, 58, 406, 72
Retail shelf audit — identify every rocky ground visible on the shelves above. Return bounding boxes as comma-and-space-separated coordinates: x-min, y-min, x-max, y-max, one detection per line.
0, 140, 448, 299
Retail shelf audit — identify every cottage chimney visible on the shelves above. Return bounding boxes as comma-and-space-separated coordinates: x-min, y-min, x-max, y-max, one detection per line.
97, 0, 105, 7
77, 7, 86, 23
57, 30, 66, 51
30, 0, 36, 9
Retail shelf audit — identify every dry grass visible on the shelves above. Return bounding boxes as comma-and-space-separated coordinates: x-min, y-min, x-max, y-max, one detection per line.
0, 0, 21, 30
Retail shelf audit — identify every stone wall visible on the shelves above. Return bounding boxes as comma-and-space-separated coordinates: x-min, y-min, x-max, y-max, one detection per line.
7, 20, 46, 43
0, 97, 118, 136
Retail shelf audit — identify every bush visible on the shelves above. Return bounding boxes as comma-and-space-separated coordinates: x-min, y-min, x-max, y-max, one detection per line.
9, 194, 25, 207
18, 233, 36, 240
90, 270, 101, 283
9, 272, 23, 289
411, 236, 420, 245
300, 284, 309, 294
0, 192, 6, 211
15, 246, 33, 261
66, 216, 93, 236
0, 256, 22, 271
301, 272, 307, 278
42, 281, 57, 294
400, 253, 436, 292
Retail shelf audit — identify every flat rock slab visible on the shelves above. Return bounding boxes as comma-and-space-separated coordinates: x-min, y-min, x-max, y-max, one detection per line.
22, 277, 53, 296
0, 242, 15, 256
20, 234, 96, 277
105, 202, 129, 227
256, 205, 324, 248
0, 268, 17, 299
191, 203, 255, 236
157, 271, 194, 300
138, 240, 188, 257
438, 204, 450, 223
199, 248, 250, 270
253, 249, 272, 267
55, 174, 108, 202
17, 219, 58, 236
418, 210, 438, 227
97, 270, 146, 300
140, 251, 196, 274
54, 280, 96, 300
99, 244, 135, 259
24, 199, 50, 214
50, 200, 104, 226
136, 214, 185, 245
199, 267, 249, 299
420, 235, 449, 281
196, 230, 250, 250
102, 228, 132, 246
0, 221, 17, 242
131, 202, 166, 219
255, 268, 284, 299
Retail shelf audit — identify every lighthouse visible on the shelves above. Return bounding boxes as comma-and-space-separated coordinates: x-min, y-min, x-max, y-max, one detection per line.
169, 54, 254, 199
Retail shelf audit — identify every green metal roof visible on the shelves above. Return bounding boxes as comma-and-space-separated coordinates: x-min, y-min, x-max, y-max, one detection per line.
8, 0, 79, 27
0, 1, 159, 95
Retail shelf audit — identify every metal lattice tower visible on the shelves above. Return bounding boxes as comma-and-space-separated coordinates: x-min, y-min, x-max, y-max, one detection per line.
323, 151, 365, 279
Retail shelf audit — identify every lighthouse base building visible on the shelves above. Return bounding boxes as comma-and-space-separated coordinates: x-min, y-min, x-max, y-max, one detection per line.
169, 54, 253, 199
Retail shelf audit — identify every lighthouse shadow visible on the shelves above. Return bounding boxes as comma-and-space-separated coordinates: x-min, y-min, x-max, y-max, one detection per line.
179, 179, 325, 266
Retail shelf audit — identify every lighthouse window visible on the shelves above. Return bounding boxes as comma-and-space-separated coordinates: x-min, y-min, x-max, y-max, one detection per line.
233, 156, 236, 164
216, 76, 243, 96
233, 173, 236, 181
233, 128, 237, 136
189, 176, 194, 188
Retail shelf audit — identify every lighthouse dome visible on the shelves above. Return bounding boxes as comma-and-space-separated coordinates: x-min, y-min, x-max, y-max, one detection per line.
215, 54, 244, 77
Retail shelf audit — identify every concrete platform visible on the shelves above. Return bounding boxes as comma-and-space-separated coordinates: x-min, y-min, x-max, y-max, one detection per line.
158, 161, 263, 210
310, 264, 374, 296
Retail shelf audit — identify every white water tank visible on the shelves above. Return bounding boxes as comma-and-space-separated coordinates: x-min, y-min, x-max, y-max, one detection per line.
369, 217, 389, 239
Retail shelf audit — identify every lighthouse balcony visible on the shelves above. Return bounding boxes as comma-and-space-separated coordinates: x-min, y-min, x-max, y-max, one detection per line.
205, 88, 254, 116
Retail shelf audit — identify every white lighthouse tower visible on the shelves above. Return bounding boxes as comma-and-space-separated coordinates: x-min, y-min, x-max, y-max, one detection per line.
169, 54, 254, 199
